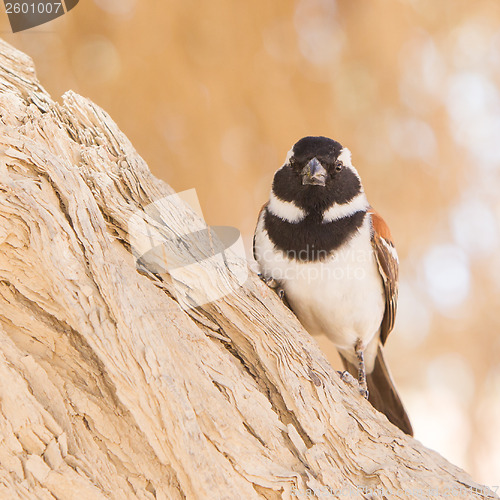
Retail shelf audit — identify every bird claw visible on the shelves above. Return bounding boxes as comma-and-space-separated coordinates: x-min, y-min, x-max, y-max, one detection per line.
259, 274, 278, 287
338, 370, 356, 385
359, 387, 369, 400
338, 371, 369, 399
259, 274, 287, 303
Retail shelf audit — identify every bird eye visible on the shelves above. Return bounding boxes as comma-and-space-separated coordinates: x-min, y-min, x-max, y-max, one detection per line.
335, 162, 343, 172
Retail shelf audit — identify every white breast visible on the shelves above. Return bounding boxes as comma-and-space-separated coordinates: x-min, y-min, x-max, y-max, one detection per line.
254, 214, 385, 358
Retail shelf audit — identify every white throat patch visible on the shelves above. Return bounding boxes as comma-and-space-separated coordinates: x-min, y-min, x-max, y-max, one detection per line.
322, 192, 369, 223
268, 191, 306, 223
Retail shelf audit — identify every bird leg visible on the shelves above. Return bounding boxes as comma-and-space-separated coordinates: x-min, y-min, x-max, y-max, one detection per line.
259, 274, 288, 305
355, 340, 369, 399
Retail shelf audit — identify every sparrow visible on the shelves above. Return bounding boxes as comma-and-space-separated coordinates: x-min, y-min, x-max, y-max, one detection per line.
253, 136, 413, 436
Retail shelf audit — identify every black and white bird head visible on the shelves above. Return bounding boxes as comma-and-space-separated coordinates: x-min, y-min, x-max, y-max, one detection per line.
256, 136, 371, 262
271, 136, 365, 218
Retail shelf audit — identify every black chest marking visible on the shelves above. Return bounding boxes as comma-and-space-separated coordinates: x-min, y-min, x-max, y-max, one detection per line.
264, 209, 367, 262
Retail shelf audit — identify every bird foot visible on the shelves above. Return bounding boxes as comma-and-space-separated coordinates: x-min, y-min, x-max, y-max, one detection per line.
259, 274, 287, 304
338, 371, 369, 399
358, 386, 369, 400
259, 274, 278, 288
337, 370, 356, 385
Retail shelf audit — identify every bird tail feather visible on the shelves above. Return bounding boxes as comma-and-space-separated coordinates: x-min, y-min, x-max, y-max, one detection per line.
340, 345, 413, 436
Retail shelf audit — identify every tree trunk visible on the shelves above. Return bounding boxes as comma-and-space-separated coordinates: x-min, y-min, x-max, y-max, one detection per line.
0, 39, 495, 500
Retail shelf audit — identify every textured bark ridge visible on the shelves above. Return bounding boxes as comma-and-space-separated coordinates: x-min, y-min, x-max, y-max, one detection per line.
0, 39, 495, 499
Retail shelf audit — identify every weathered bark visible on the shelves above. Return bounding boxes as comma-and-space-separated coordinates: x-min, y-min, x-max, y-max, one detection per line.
0, 39, 495, 499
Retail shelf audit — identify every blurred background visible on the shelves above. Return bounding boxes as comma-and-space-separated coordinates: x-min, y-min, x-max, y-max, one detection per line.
1, 0, 499, 487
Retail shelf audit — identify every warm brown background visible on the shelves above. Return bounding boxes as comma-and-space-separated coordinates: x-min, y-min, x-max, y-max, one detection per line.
1, 0, 499, 486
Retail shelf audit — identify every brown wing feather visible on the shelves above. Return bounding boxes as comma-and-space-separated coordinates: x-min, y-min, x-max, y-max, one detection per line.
368, 208, 399, 345
339, 349, 413, 435
253, 203, 268, 261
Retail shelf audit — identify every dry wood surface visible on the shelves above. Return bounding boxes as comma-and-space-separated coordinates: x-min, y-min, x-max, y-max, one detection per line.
0, 39, 496, 499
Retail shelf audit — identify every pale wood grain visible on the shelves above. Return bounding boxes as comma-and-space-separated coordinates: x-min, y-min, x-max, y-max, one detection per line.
0, 39, 495, 499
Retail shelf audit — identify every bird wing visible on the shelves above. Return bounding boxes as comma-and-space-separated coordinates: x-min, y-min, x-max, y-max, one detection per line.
368, 208, 399, 345
253, 203, 268, 261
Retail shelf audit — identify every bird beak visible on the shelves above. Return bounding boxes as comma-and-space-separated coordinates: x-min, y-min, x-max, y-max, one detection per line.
301, 157, 327, 186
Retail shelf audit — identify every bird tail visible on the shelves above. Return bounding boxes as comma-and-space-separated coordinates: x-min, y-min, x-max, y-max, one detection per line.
340, 345, 413, 436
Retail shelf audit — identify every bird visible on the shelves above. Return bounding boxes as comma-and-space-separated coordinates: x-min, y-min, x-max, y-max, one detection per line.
253, 136, 413, 436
